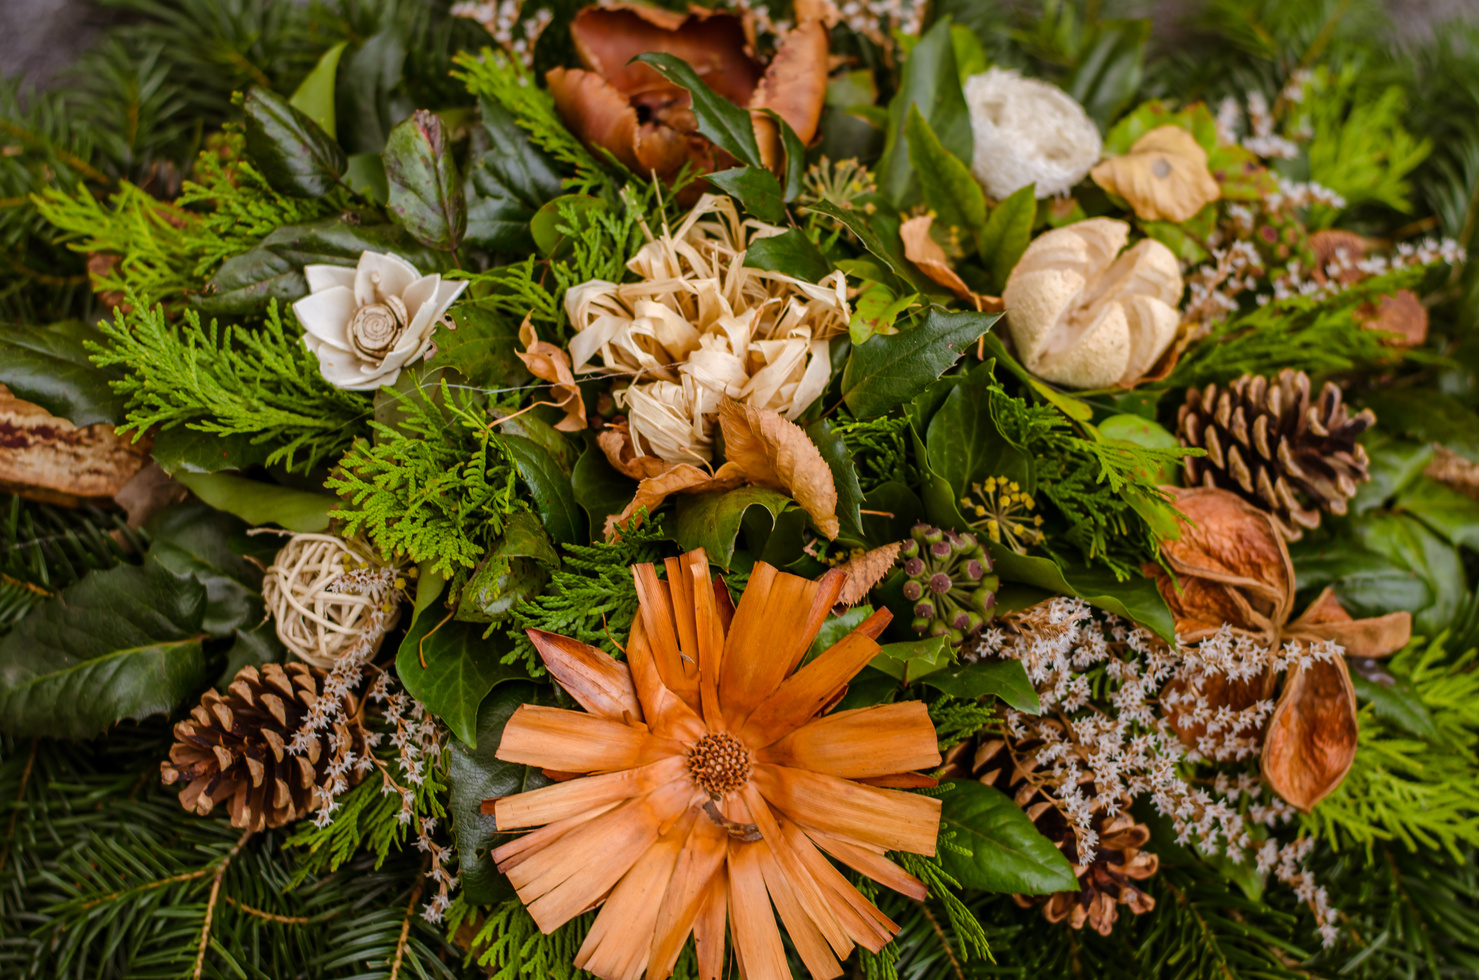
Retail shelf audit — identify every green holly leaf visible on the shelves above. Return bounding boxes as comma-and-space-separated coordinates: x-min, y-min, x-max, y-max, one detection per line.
842, 309, 1000, 418
869, 634, 952, 684
242, 86, 347, 199
807, 418, 867, 542
0, 558, 208, 739
674, 486, 793, 571
384, 110, 466, 251
745, 229, 834, 283
938, 780, 1079, 894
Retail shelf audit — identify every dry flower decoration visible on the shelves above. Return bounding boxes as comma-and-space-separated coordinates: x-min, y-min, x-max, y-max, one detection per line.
964, 68, 1103, 200
292, 250, 467, 391
1090, 125, 1222, 223
485, 548, 942, 980
568, 194, 849, 466
1002, 218, 1183, 389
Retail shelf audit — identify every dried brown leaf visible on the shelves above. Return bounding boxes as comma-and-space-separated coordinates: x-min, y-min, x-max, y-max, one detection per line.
605, 461, 746, 540
1287, 587, 1411, 660
718, 399, 839, 539
834, 543, 901, 607
750, 19, 829, 168
1357, 289, 1428, 349
597, 426, 674, 481
517, 319, 587, 431
1090, 126, 1221, 223
899, 216, 1005, 312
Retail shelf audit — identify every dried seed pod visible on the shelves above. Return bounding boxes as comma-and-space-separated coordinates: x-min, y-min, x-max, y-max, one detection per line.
1090, 125, 1221, 223
900, 523, 997, 644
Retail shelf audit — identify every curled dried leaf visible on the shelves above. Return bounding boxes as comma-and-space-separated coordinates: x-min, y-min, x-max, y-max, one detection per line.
517, 319, 587, 432
1286, 587, 1411, 660
605, 460, 746, 539
834, 542, 902, 607
750, 19, 829, 168
1261, 653, 1358, 812
718, 399, 839, 539
597, 426, 674, 481
1090, 126, 1221, 223
1357, 289, 1428, 349
900, 215, 1004, 312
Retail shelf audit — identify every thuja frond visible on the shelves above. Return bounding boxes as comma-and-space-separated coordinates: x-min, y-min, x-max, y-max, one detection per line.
502, 516, 671, 674
91, 297, 371, 473
1306, 632, 1479, 856
453, 898, 595, 980
455, 49, 612, 197
327, 381, 520, 576
928, 696, 998, 749
34, 181, 201, 306
835, 412, 912, 491
898, 842, 991, 964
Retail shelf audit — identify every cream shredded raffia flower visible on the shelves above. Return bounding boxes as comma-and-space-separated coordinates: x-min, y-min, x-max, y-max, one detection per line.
964, 68, 1103, 200
566, 194, 849, 465
292, 250, 467, 391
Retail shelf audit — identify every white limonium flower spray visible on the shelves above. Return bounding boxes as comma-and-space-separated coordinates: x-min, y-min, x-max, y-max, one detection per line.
292, 250, 467, 391
963, 68, 1103, 200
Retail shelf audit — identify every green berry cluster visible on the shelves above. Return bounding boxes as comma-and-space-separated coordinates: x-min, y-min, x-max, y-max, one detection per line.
900, 523, 998, 644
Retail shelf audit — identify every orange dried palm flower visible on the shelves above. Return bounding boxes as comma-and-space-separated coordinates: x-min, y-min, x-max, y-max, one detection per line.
483, 548, 943, 980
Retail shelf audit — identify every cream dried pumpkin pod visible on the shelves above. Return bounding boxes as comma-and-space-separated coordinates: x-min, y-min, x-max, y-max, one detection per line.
1002, 218, 1184, 389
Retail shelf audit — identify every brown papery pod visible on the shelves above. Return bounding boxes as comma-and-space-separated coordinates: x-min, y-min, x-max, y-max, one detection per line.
1260, 651, 1359, 812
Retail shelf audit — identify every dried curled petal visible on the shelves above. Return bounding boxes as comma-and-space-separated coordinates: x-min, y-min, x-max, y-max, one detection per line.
1090, 125, 1221, 223
900, 215, 1004, 312
718, 399, 840, 539
750, 19, 829, 168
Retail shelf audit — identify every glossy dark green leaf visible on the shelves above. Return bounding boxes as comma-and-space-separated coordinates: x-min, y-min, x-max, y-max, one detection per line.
146, 504, 263, 639
499, 413, 578, 475
219, 621, 286, 688
990, 545, 1176, 643
0, 320, 124, 426
674, 486, 793, 571
923, 658, 1041, 713
745, 229, 834, 283
149, 428, 273, 474
869, 634, 952, 683
1395, 476, 1479, 551
803, 606, 876, 665
926, 380, 1034, 501
707, 167, 786, 223
1349, 667, 1438, 741
1351, 435, 1431, 515
807, 200, 936, 294
397, 611, 526, 747
174, 472, 336, 533
876, 19, 972, 208
0, 557, 208, 739
447, 681, 548, 905
242, 86, 347, 199
938, 780, 1079, 894
384, 110, 466, 251
861, 481, 926, 545
906, 105, 985, 234
633, 53, 763, 168
807, 418, 867, 542
978, 184, 1037, 292
763, 108, 807, 202
1290, 538, 1433, 622
842, 309, 1000, 418
198, 217, 442, 315
504, 435, 583, 546
1353, 513, 1466, 636
572, 441, 637, 536
833, 666, 899, 712
464, 100, 565, 252
428, 299, 531, 389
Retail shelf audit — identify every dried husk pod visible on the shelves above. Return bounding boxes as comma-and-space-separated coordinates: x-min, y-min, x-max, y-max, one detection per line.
0, 386, 150, 506
1147, 487, 1411, 811
547, 5, 828, 183
1307, 229, 1429, 348
568, 194, 848, 466
1090, 126, 1221, 223
1002, 218, 1183, 389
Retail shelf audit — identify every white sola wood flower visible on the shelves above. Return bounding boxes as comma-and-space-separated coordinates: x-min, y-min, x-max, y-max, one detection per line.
964, 68, 1102, 200
292, 251, 467, 391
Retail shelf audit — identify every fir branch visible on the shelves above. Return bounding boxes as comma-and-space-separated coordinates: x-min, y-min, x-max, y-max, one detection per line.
1, 492, 145, 594
90, 297, 371, 473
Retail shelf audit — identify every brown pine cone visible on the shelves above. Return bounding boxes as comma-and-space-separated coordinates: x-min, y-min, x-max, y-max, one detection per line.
160, 662, 369, 831
1178, 369, 1374, 541
943, 734, 1158, 936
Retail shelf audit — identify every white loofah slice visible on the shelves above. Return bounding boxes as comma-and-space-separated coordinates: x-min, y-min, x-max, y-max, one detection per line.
965, 68, 1103, 200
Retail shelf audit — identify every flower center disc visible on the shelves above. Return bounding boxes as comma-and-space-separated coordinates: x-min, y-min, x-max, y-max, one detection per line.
687, 731, 751, 799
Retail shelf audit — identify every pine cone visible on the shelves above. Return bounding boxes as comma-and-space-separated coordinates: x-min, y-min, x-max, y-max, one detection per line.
943, 735, 1158, 935
1178, 369, 1374, 541
160, 663, 369, 831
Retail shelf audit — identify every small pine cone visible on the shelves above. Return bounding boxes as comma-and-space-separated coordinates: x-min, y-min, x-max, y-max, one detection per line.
1178, 369, 1374, 540
942, 735, 1158, 936
160, 663, 369, 831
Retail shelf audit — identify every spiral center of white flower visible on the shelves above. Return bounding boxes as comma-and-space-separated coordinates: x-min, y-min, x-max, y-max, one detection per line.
348, 296, 409, 362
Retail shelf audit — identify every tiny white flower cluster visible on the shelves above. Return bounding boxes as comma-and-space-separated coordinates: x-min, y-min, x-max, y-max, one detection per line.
1216, 73, 1310, 160
970, 599, 1340, 946
1267, 230, 1466, 303
451, 0, 554, 65
1182, 238, 1265, 331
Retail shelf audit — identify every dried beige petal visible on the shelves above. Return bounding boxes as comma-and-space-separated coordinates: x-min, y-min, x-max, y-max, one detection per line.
718, 399, 840, 539
517, 319, 587, 432
1090, 126, 1221, 223
0, 387, 150, 506
834, 543, 902, 607
1357, 290, 1428, 349
1286, 587, 1411, 661
605, 461, 747, 540
1002, 218, 1182, 389
1261, 653, 1358, 812
597, 426, 674, 482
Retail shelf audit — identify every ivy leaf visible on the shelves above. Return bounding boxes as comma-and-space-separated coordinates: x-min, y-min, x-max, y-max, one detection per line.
173, 472, 336, 533
842, 309, 1000, 418
1394, 476, 1479, 551
807, 200, 936, 294
146, 503, 263, 639
978, 184, 1037, 292
674, 486, 793, 571
1349, 668, 1438, 741
397, 611, 527, 747
242, 86, 348, 199
922, 659, 1041, 714
806, 418, 867, 542
926, 378, 1034, 499
504, 435, 583, 546
707, 167, 786, 223
572, 441, 636, 537
745, 229, 834, 283
906, 105, 986, 235
0, 320, 124, 426
464, 99, 565, 252
1353, 513, 1465, 636
938, 780, 1079, 894
876, 19, 972, 208
384, 110, 467, 251
456, 513, 557, 624
0, 557, 208, 739
446, 681, 549, 906
633, 53, 763, 168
